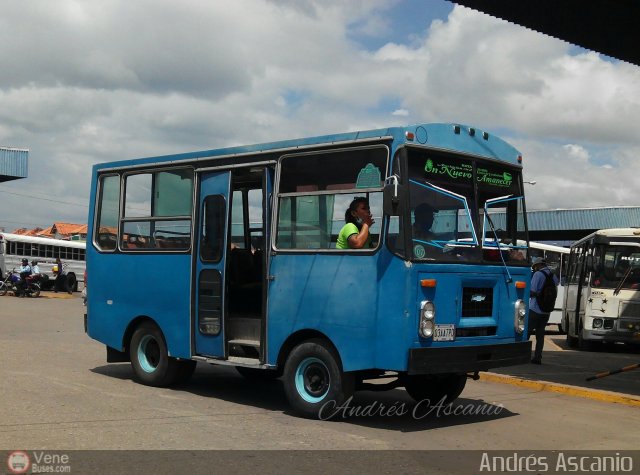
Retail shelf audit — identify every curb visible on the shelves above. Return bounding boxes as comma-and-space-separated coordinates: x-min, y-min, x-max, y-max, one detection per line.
479, 372, 640, 408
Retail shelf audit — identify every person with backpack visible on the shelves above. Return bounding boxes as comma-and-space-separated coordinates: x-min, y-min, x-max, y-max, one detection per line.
529, 256, 559, 364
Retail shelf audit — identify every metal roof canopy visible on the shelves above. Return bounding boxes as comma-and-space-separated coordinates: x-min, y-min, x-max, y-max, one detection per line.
452, 0, 640, 66
0, 147, 28, 182
527, 207, 640, 241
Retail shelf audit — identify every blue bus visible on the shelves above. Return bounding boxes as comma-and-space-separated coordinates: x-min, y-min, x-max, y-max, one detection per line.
86, 123, 532, 418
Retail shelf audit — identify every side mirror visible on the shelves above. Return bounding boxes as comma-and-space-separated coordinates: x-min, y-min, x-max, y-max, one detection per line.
585, 255, 595, 272
383, 175, 404, 216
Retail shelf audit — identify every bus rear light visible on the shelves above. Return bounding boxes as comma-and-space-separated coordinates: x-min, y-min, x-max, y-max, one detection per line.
420, 279, 436, 288
405, 131, 415, 141
517, 155, 523, 163
515, 281, 526, 289
514, 300, 526, 334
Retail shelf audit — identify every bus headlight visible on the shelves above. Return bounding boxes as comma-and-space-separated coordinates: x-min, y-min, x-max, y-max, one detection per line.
514, 299, 526, 334
419, 300, 435, 338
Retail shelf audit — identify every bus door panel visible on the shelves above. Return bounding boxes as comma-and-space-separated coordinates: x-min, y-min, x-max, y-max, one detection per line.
194, 171, 231, 358
260, 168, 274, 358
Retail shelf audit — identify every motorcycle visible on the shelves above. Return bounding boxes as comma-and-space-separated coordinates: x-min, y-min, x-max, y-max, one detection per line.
0, 269, 41, 298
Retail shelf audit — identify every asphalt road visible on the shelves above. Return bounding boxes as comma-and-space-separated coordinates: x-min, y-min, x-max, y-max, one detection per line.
1, 293, 639, 473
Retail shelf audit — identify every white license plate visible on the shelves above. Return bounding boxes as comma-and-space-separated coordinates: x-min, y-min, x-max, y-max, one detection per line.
434, 324, 456, 341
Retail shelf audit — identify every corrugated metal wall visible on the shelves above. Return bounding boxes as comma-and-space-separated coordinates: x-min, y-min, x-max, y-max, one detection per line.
0, 147, 29, 182
528, 207, 640, 231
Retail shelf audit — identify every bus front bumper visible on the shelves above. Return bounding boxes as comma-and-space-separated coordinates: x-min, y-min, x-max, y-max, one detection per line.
584, 327, 640, 345
407, 341, 531, 375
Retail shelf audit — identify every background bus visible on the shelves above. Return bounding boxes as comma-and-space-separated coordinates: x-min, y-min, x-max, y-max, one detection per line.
528, 241, 570, 332
564, 228, 640, 349
0, 232, 86, 291
86, 122, 532, 418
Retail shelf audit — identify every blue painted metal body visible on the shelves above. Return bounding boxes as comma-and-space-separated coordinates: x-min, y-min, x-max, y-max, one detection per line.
86, 123, 529, 372
266, 255, 529, 371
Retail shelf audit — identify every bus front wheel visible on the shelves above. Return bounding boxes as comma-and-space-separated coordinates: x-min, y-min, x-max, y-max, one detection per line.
404, 373, 467, 405
283, 339, 354, 419
565, 315, 579, 348
130, 322, 193, 387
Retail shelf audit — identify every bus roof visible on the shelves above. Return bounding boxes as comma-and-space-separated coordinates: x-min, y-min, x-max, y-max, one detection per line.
0, 232, 86, 249
572, 228, 640, 247
92, 123, 523, 172
529, 241, 570, 254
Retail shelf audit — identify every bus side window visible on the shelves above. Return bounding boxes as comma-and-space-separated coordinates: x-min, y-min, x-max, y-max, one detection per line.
96, 174, 120, 251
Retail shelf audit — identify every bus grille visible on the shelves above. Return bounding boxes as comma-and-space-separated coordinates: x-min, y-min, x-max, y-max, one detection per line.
461, 287, 494, 317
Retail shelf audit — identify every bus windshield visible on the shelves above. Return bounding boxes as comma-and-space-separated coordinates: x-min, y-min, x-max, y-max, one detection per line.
404, 147, 527, 264
592, 244, 640, 290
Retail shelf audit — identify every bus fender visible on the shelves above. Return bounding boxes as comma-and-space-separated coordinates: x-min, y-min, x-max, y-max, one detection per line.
276, 329, 343, 371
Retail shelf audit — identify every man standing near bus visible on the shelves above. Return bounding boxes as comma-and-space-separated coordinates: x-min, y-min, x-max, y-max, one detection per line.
53, 257, 72, 294
529, 257, 559, 364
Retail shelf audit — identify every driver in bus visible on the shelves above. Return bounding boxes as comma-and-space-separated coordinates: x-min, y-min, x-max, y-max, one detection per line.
412, 203, 436, 241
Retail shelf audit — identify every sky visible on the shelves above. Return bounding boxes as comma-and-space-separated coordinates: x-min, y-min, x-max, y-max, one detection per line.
1, 0, 639, 232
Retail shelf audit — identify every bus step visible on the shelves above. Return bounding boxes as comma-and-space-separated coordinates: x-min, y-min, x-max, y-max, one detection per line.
228, 339, 261, 359
228, 339, 260, 348
227, 356, 261, 365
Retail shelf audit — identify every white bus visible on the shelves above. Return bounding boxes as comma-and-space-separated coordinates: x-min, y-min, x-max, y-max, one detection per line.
528, 241, 570, 332
563, 228, 640, 349
0, 232, 86, 291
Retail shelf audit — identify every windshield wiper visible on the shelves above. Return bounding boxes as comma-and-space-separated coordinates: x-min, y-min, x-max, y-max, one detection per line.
614, 266, 633, 296
484, 211, 513, 283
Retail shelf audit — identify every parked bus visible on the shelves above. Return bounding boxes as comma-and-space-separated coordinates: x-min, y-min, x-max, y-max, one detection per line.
528, 241, 570, 332
564, 228, 640, 349
86, 123, 533, 418
0, 232, 85, 291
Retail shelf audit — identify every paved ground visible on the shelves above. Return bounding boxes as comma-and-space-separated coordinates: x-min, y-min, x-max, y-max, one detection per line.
2, 294, 639, 473
489, 330, 640, 402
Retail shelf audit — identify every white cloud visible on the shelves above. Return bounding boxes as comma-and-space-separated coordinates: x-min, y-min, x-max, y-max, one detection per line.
0, 1, 639, 231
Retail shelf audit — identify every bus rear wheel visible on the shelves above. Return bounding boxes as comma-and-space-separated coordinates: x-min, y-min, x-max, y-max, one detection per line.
129, 322, 193, 387
283, 339, 354, 419
403, 373, 467, 405
66, 273, 77, 293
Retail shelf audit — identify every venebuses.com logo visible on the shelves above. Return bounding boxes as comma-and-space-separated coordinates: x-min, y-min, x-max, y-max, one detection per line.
6, 450, 71, 474
6, 451, 30, 474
